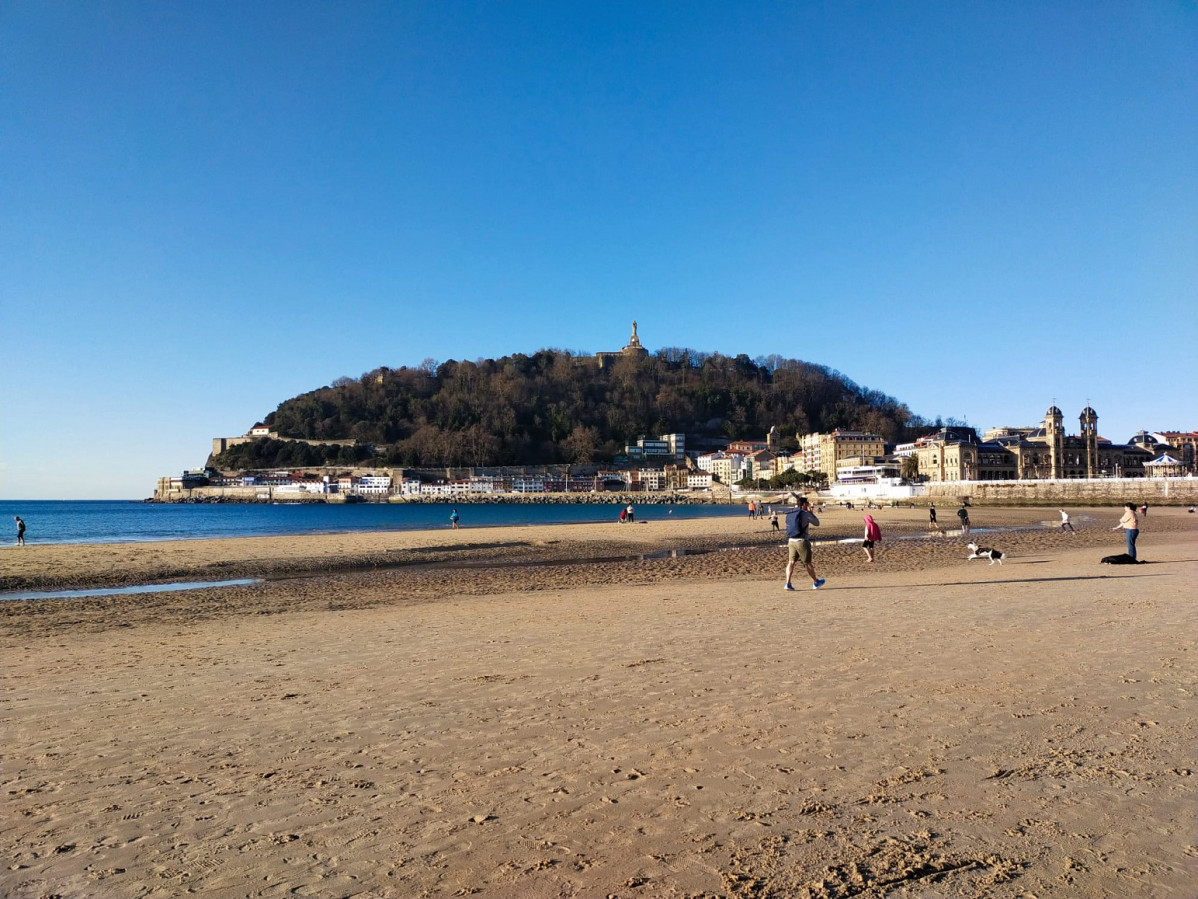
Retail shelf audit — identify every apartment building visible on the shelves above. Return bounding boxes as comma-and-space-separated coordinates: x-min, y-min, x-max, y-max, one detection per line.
623, 433, 687, 462
799, 430, 886, 478
696, 451, 745, 484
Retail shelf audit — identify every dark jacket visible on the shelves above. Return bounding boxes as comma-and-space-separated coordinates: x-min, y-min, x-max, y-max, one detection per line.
785, 508, 819, 540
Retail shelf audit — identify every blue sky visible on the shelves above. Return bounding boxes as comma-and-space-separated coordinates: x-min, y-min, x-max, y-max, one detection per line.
3, 2, 1195, 499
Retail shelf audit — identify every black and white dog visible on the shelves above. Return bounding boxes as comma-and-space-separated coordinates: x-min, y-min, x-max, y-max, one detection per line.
966, 542, 1004, 565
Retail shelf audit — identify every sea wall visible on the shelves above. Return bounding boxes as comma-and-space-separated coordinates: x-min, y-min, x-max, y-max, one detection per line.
923, 478, 1198, 506
155, 478, 1198, 507
152, 483, 716, 505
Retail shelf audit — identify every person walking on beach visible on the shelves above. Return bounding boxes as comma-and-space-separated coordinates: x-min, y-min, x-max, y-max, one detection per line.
1113, 503, 1140, 560
928, 503, 937, 527
748, 500, 756, 520
449, 508, 460, 529
1059, 509, 1075, 533
783, 497, 825, 591
957, 504, 970, 536
14, 516, 25, 546
769, 509, 779, 531
862, 513, 881, 563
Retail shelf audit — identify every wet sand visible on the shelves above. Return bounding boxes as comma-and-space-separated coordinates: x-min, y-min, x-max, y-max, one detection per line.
2, 507, 1196, 896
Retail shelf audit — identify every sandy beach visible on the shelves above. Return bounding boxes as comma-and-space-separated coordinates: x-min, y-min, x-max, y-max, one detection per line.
3, 506, 1196, 897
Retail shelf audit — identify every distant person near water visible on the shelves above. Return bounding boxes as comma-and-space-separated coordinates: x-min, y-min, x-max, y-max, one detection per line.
449, 508, 460, 529
618, 507, 627, 524
1113, 503, 1140, 560
625, 504, 635, 523
957, 505, 970, 536
862, 514, 881, 563
783, 497, 825, 591
14, 515, 26, 546
1059, 509, 1075, 533
748, 500, 756, 519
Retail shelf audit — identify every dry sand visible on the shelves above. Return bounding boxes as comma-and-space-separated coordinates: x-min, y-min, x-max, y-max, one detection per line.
2, 506, 1196, 897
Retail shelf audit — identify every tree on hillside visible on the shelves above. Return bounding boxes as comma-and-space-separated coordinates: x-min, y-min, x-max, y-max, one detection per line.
209, 348, 920, 470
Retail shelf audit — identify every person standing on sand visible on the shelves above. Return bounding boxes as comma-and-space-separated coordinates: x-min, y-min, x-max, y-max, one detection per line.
1059, 509, 1075, 533
928, 503, 937, 527
783, 497, 825, 591
769, 509, 779, 531
748, 500, 756, 520
957, 504, 970, 536
1113, 503, 1140, 560
14, 516, 26, 546
626, 504, 635, 523
449, 508, 460, 529
862, 514, 881, 563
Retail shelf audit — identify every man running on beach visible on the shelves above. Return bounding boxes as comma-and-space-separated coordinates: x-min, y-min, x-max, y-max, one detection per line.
783, 497, 825, 591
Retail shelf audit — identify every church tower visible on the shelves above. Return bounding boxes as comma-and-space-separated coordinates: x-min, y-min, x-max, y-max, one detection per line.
1045, 405, 1064, 479
1080, 406, 1098, 479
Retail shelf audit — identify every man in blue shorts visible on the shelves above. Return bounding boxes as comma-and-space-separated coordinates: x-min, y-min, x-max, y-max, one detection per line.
783, 497, 825, 591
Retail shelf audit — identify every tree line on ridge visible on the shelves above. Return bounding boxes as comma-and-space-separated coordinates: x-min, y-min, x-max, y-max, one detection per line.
208, 348, 929, 470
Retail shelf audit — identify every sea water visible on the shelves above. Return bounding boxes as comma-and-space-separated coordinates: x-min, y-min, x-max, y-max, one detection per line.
0, 500, 749, 546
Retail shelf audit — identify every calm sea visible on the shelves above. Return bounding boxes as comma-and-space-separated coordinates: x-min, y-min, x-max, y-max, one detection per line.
0, 500, 749, 546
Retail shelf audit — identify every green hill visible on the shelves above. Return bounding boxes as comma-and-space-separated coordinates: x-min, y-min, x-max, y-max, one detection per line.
209, 349, 920, 469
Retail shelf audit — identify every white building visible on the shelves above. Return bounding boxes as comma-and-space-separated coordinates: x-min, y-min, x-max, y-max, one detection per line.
696, 452, 745, 484
357, 475, 393, 495
512, 476, 546, 493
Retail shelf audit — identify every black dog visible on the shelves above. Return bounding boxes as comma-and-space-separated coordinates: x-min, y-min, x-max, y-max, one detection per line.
1100, 553, 1141, 565
966, 542, 1004, 565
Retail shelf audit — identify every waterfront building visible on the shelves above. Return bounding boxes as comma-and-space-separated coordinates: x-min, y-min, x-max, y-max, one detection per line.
799, 430, 886, 479
696, 451, 746, 485
743, 449, 776, 482
836, 459, 902, 484
726, 440, 769, 454
624, 433, 686, 462
1153, 431, 1198, 474
771, 452, 801, 478
916, 433, 978, 482
917, 407, 1153, 482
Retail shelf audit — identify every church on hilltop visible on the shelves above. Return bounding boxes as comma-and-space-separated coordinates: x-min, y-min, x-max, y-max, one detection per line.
595, 321, 650, 368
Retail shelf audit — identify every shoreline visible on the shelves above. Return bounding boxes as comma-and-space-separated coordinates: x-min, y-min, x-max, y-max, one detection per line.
3, 506, 1195, 632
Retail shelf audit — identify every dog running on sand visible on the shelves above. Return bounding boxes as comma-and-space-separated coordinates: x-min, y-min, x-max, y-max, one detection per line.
966, 542, 1004, 565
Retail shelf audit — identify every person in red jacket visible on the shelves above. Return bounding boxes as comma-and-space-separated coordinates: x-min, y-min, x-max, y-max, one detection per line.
863, 514, 881, 563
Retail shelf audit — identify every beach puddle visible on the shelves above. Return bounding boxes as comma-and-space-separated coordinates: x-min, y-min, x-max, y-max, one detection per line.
1, 578, 262, 602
